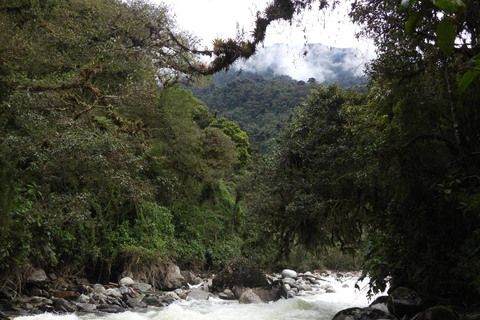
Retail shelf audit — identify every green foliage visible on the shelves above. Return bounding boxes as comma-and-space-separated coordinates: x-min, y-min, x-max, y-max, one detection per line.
0, 0, 255, 282
248, 84, 366, 261
191, 72, 315, 153
209, 117, 250, 165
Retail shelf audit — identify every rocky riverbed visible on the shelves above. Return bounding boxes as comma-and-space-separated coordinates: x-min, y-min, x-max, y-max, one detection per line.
0, 263, 476, 320
0, 264, 361, 319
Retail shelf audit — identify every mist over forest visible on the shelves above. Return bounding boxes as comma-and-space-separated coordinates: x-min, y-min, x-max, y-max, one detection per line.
234, 43, 371, 84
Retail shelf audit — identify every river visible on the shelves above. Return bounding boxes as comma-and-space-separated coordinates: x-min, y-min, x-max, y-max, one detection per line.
16, 274, 380, 320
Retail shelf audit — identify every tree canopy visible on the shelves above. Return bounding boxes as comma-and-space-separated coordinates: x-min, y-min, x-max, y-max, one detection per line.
0, 0, 261, 282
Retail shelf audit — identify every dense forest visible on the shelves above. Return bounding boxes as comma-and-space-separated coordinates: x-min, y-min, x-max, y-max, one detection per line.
1, 0, 480, 309
190, 66, 365, 153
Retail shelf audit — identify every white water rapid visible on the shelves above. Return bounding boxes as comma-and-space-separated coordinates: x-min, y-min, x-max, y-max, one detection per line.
16, 274, 381, 320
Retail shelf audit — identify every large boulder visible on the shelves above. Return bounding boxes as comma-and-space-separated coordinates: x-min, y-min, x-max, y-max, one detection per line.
387, 287, 425, 318
211, 259, 269, 292
332, 307, 397, 320
119, 277, 135, 287
238, 289, 263, 304
53, 298, 77, 313
412, 306, 458, 320
158, 265, 188, 291
282, 269, 298, 279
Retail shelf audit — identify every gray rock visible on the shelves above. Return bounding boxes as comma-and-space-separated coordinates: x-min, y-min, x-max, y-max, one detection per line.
53, 298, 77, 313
369, 295, 389, 313
27, 269, 48, 282
174, 288, 187, 299
180, 270, 197, 285
306, 277, 320, 285
298, 283, 312, 291
77, 294, 89, 303
118, 285, 130, 295
187, 291, 211, 301
282, 269, 298, 279
98, 304, 126, 313
332, 307, 396, 320
105, 288, 122, 298
158, 265, 188, 290
93, 284, 106, 294
119, 277, 135, 287
142, 295, 164, 307
239, 289, 263, 304
123, 295, 147, 308
232, 285, 246, 299
163, 291, 181, 300
132, 282, 152, 292
326, 286, 337, 293
218, 288, 236, 300
70, 301, 97, 312
28, 297, 44, 305
282, 277, 296, 286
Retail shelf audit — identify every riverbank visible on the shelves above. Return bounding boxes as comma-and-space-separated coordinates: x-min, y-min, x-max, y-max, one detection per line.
0, 267, 361, 319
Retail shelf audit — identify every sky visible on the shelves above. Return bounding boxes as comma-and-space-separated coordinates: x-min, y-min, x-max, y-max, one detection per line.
149, 0, 375, 80
153, 0, 371, 48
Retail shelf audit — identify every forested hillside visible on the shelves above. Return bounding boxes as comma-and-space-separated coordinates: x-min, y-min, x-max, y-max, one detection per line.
191, 73, 314, 153
190, 67, 365, 153
0, 0, 268, 284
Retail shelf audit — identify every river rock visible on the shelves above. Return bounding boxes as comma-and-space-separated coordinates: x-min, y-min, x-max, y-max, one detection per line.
98, 304, 125, 313
123, 294, 147, 308
412, 306, 458, 320
187, 291, 211, 301
163, 291, 181, 301
119, 277, 135, 287
253, 280, 288, 302
282, 277, 296, 286
369, 295, 389, 313
212, 259, 269, 292
142, 295, 164, 307
133, 282, 152, 292
180, 270, 197, 285
282, 269, 298, 279
332, 307, 397, 320
239, 289, 263, 304
70, 301, 97, 312
53, 298, 77, 313
306, 277, 320, 285
76, 294, 89, 303
158, 265, 188, 290
105, 288, 122, 298
93, 284, 107, 294
27, 269, 48, 282
325, 285, 336, 293
218, 289, 236, 300
387, 287, 425, 318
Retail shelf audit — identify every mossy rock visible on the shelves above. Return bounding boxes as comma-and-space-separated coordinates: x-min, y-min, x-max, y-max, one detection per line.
211, 258, 269, 292
387, 287, 425, 318
412, 306, 458, 320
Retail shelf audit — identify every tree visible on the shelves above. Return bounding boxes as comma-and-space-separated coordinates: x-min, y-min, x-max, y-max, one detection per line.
0, 0, 254, 280
345, 0, 480, 300
233, 0, 480, 302
249, 84, 365, 261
